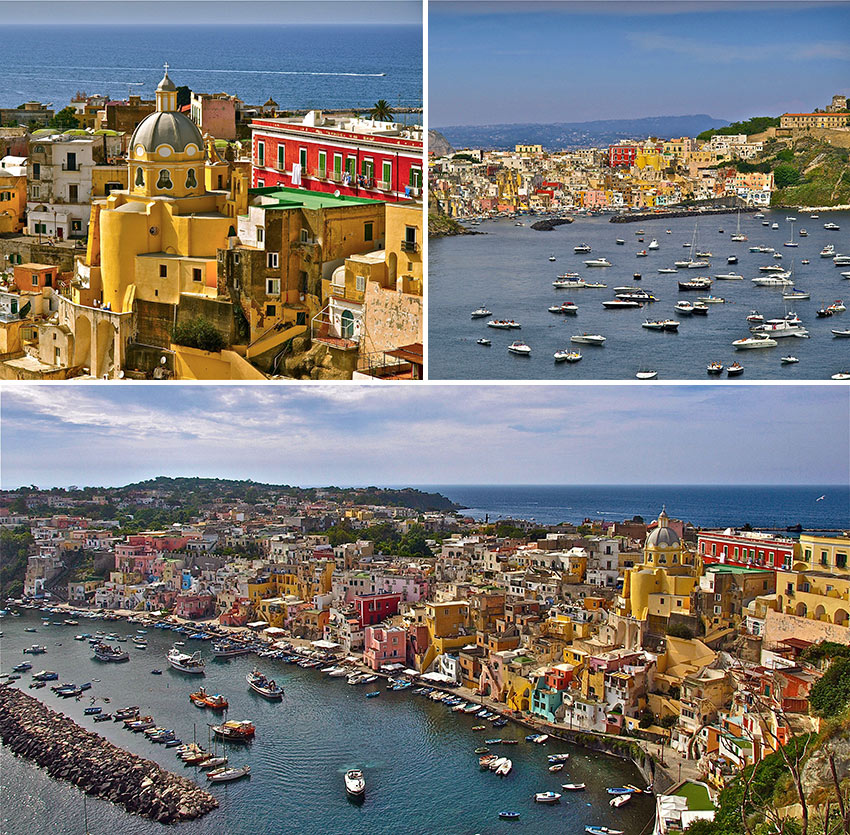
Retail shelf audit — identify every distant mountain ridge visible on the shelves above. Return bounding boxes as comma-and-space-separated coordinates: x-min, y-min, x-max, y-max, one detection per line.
436, 115, 730, 151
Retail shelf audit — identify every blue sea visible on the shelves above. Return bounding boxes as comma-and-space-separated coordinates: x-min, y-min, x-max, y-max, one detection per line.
0, 25, 422, 115
425, 484, 850, 530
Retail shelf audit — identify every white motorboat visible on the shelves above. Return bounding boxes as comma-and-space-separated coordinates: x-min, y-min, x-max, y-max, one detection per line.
470, 307, 491, 319
562, 783, 587, 791
534, 792, 561, 804
570, 333, 606, 345
167, 647, 205, 675
344, 769, 366, 798
553, 350, 582, 362
507, 341, 531, 355
246, 669, 283, 699
781, 355, 800, 364
832, 372, 850, 380
824, 222, 840, 230
657, 268, 678, 274
758, 264, 787, 273
574, 243, 592, 253
476, 338, 491, 346
842, 272, 850, 279
610, 794, 632, 808
674, 301, 694, 315
487, 320, 520, 329
697, 295, 725, 304
752, 275, 793, 286
832, 329, 850, 338
548, 254, 556, 261
648, 239, 659, 250
584, 258, 611, 267
489, 757, 508, 772
602, 299, 642, 309
733, 336, 778, 349
636, 370, 658, 379
548, 302, 578, 314
714, 273, 743, 281
834, 255, 850, 266
821, 244, 836, 257
495, 759, 512, 776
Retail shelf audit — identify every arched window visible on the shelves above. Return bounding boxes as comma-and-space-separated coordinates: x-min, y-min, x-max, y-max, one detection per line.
185, 169, 197, 188
135, 167, 144, 187
156, 169, 173, 190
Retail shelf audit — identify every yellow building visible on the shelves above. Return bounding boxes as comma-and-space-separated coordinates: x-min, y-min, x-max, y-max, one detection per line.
56, 67, 239, 378
617, 508, 698, 631
515, 144, 542, 156
0, 157, 27, 233
780, 112, 849, 129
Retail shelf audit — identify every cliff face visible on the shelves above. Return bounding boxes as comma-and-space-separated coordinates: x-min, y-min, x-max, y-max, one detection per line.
428, 129, 454, 157
428, 212, 478, 238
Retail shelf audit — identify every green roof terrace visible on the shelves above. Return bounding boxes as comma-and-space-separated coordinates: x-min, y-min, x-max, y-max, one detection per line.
249, 185, 384, 211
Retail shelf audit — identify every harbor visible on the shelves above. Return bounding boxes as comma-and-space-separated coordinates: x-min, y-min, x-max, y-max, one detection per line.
0, 607, 654, 835
430, 207, 850, 380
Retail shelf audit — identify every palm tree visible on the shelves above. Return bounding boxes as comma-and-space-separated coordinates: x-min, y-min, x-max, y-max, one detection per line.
369, 100, 394, 122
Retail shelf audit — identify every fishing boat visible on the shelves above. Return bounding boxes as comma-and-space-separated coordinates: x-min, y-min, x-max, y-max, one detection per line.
534, 791, 561, 804
344, 769, 366, 798
211, 640, 252, 658
553, 350, 582, 362
167, 647, 205, 675
211, 720, 255, 742
207, 765, 251, 783
246, 669, 283, 700
507, 341, 531, 355
31, 670, 58, 681
498, 812, 520, 820
92, 643, 129, 663
190, 686, 229, 710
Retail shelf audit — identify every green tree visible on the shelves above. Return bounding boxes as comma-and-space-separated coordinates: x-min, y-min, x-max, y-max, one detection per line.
176, 85, 192, 109
774, 164, 801, 188
666, 622, 694, 640
172, 317, 226, 353
809, 656, 850, 718
0, 527, 34, 599
49, 106, 80, 131
369, 100, 394, 122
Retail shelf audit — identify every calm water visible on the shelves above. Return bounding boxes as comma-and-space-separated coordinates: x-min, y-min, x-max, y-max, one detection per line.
0, 25, 422, 113
426, 484, 850, 529
429, 209, 850, 379
0, 613, 652, 835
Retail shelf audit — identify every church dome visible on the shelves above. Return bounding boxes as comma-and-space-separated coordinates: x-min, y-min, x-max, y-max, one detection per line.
131, 111, 202, 155
645, 507, 680, 549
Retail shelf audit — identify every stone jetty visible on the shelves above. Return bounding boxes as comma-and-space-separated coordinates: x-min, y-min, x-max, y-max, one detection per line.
530, 217, 574, 231
0, 684, 218, 824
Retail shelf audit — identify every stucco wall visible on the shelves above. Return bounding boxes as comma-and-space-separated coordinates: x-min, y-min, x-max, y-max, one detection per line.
763, 608, 850, 646
361, 281, 422, 356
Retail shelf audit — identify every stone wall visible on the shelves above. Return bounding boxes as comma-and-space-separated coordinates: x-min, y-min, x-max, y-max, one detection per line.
763, 609, 850, 647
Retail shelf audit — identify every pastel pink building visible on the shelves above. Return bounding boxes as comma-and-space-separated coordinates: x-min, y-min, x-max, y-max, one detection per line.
363, 625, 407, 671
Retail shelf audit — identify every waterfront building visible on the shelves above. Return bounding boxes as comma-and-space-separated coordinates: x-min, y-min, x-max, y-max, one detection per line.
250, 110, 424, 203
698, 529, 797, 571
363, 624, 408, 670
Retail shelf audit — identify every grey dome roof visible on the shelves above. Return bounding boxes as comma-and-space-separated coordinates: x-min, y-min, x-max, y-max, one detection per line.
131, 111, 202, 154
646, 524, 680, 549
157, 71, 177, 93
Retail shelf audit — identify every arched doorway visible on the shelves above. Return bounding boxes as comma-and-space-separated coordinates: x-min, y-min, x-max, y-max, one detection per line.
815, 605, 827, 622
340, 309, 355, 339
795, 602, 808, 618
835, 609, 849, 627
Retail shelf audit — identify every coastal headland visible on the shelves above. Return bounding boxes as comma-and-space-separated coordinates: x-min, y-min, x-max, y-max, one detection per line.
0, 684, 219, 824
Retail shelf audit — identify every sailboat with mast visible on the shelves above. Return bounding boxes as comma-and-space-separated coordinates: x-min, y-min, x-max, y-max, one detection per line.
674, 222, 709, 269
784, 220, 799, 247
730, 209, 748, 242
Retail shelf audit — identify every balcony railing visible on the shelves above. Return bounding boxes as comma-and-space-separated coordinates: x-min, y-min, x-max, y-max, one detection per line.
61, 163, 80, 172
377, 180, 392, 191
401, 240, 419, 253
329, 171, 344, 183
407, 186, 422, 197
311, 305, 360, 351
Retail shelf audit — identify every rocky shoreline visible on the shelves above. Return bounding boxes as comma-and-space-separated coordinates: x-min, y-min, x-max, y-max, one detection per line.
0, 684, 218, 824
530, 217, 574, 231
610, 206, 758, 223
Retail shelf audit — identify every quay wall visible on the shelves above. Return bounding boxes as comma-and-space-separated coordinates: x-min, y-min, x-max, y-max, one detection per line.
0, 684, 219, 824
611, 206, 758, 223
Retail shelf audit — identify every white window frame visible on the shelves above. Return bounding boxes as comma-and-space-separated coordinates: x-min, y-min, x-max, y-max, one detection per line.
266, 277, 280, 296
277, 144, 285, 171
267, 252, 279, 269
355, 275, 366, 292
257, 140, 265, 168
256, 227, 264, 244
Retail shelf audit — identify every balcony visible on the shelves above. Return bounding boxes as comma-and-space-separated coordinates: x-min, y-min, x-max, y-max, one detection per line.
61, 163, 80, 172
328, 171, 344, 183
377, 180, 392, 191
407, 186, 422, 198
401, 240, 419, 253
311, 305, 360, 351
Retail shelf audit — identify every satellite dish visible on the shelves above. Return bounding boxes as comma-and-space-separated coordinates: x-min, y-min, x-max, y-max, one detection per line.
334, 190, 340, 197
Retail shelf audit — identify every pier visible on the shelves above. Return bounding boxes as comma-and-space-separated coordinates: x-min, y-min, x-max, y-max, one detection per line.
610, 206, 759, 223
0, 684, 219, 824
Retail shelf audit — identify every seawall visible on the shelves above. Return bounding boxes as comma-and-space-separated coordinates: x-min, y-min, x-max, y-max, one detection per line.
0, 684, 219, 824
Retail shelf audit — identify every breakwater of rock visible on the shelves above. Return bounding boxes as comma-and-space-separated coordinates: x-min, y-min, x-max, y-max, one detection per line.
610, 206, 758, 223
530, 217, 574, 231
0, 684, 218, 824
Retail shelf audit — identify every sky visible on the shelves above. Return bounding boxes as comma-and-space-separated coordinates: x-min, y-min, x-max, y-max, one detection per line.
1, 0, 421, 25
430, 1, 850, 126
1, 385, 847, 489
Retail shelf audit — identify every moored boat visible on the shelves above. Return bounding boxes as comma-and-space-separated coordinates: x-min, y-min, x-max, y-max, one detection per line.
211, 720, 255, 742
246, 669, 283, 700
344, 769, 366, 798
207, 765, 251, 783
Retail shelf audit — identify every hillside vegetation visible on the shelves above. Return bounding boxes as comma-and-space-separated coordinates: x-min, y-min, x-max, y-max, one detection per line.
697, 116, 780, 141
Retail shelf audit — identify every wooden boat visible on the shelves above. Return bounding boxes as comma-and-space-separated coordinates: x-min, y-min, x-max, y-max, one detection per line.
562, 783, 587, 791
499, 812, 520, 820
211, 720, 255, 742
610, 793, 632, 807
246, 669, 283, 700
534, 791, 561, 803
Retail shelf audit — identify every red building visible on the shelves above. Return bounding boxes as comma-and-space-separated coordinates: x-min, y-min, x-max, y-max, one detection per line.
251, 111, 423, 203
698, 530, 797, 571
353, 592, 402, 627
608, 144, 637, 168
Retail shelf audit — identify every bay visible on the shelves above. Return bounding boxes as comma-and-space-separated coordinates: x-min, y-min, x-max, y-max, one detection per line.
429, 208, 850, 379
0, 612, 653, 834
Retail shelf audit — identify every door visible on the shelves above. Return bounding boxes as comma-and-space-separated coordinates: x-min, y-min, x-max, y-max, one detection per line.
341, 309, 355, 339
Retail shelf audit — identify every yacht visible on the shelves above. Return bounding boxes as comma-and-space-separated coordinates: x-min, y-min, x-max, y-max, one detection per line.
642, 319, 679, 332
746, 311, 764, 324
167, 647, 205, 675
507, 341, 531, 355
834, 255, 850, 266
678, 277, 712, 290
824, 222, 840, 231
470, 307, 491, 319
584, 257, 611, 267
752, 275, 793, 286
733, 336, 778, 349
752, 320, 809, 338
602, 299, 643, 309
570, 333, 606, 345
487, 320, 520, 329
553, 277, 587, 288
573, 243, 591, 253
758, 263, 787, 272
648, 239, 659, 249
345, 769, 366, 799
657, 268, 678, 274
674, 301, 694, 315
821, 244, 836, 258
714, 273, 743, 281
